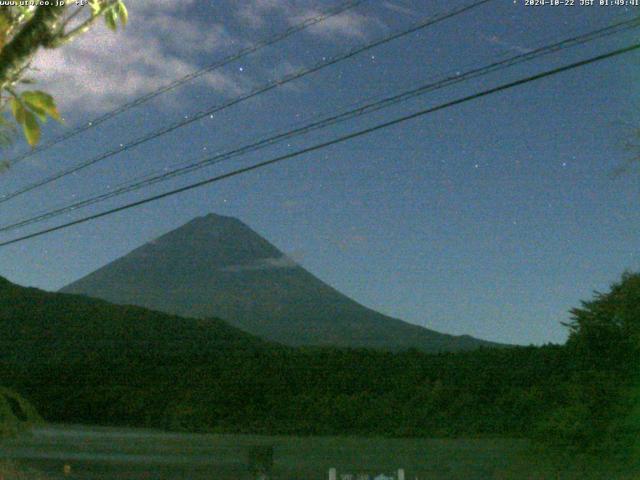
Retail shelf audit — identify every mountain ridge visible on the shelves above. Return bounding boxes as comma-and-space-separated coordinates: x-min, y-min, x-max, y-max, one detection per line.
61, 213, 501, 352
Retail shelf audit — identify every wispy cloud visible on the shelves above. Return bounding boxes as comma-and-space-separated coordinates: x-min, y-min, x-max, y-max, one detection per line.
32, 1, 242, 117
382, 1, 419, 17
30, 1, 385, 119
237, 0, 286, 29
221, 255, 299, 272
292, 9, 379, 40
237, 0, 383, 40
479, 33, 532, 55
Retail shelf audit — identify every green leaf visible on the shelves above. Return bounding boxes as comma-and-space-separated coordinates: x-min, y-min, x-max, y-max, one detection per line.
22, 111, 40, 147
21, 91, 61, 122
105, 8, 118, 31
89, 0, 101, 16
28, 106, 47, 122
117, 1, 128, 27
10, 98, 25, 125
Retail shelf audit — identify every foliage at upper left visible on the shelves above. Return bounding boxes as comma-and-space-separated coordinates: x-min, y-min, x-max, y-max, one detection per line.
0, 1, 127, 154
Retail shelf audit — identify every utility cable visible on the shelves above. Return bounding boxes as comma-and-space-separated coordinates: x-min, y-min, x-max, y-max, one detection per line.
1, 41, 636, 247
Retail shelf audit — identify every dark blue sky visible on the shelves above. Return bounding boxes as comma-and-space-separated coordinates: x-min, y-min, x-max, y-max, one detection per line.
0, 0, 638, 345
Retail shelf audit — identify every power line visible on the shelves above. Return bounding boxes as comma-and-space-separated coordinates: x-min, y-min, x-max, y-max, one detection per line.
0, 0, 493, 205
4, 0, 367, 167
1, 17, 636, 234
1, 41, 637, 248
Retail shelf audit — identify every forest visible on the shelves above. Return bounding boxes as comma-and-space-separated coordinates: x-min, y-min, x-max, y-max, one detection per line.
0, 272, 637, 466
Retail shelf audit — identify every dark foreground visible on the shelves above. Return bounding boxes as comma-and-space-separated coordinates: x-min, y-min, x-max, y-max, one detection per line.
0, 424, 540, 479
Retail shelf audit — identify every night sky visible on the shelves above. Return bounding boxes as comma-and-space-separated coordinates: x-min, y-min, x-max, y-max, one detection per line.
0, 0, 638, 345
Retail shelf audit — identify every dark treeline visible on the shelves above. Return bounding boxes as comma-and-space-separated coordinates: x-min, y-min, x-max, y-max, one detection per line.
0, 274, 637, 457
4, 344, 569, 436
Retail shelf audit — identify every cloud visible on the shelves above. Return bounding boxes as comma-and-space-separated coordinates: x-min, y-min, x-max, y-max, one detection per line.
289, 9, 377, 40
31, 2, 242, 117
144, 16, 237, 56
266, 60, 307, 92
382, 1, 419, 17
221, 255, 299, 272
237, 0, 286, 29
479, 33, 532, 55
29, 1, 385, 119
237, 1, 382, 40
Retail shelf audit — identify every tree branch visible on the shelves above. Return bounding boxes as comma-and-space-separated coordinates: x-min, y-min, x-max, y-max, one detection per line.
58, 6, 85, 33
50, 12, 101, 47
49, 1, 120, 48
0, 5, 66, 89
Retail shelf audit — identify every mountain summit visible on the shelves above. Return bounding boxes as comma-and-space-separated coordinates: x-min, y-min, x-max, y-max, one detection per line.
61, 214, 497, 351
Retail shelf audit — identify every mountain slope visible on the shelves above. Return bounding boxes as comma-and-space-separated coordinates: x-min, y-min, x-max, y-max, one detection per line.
61, 214, 498, 352
61, 214, 500, 351
0, 275, 267, 365
0, 275, 273, 425
0, 275, 568, 438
